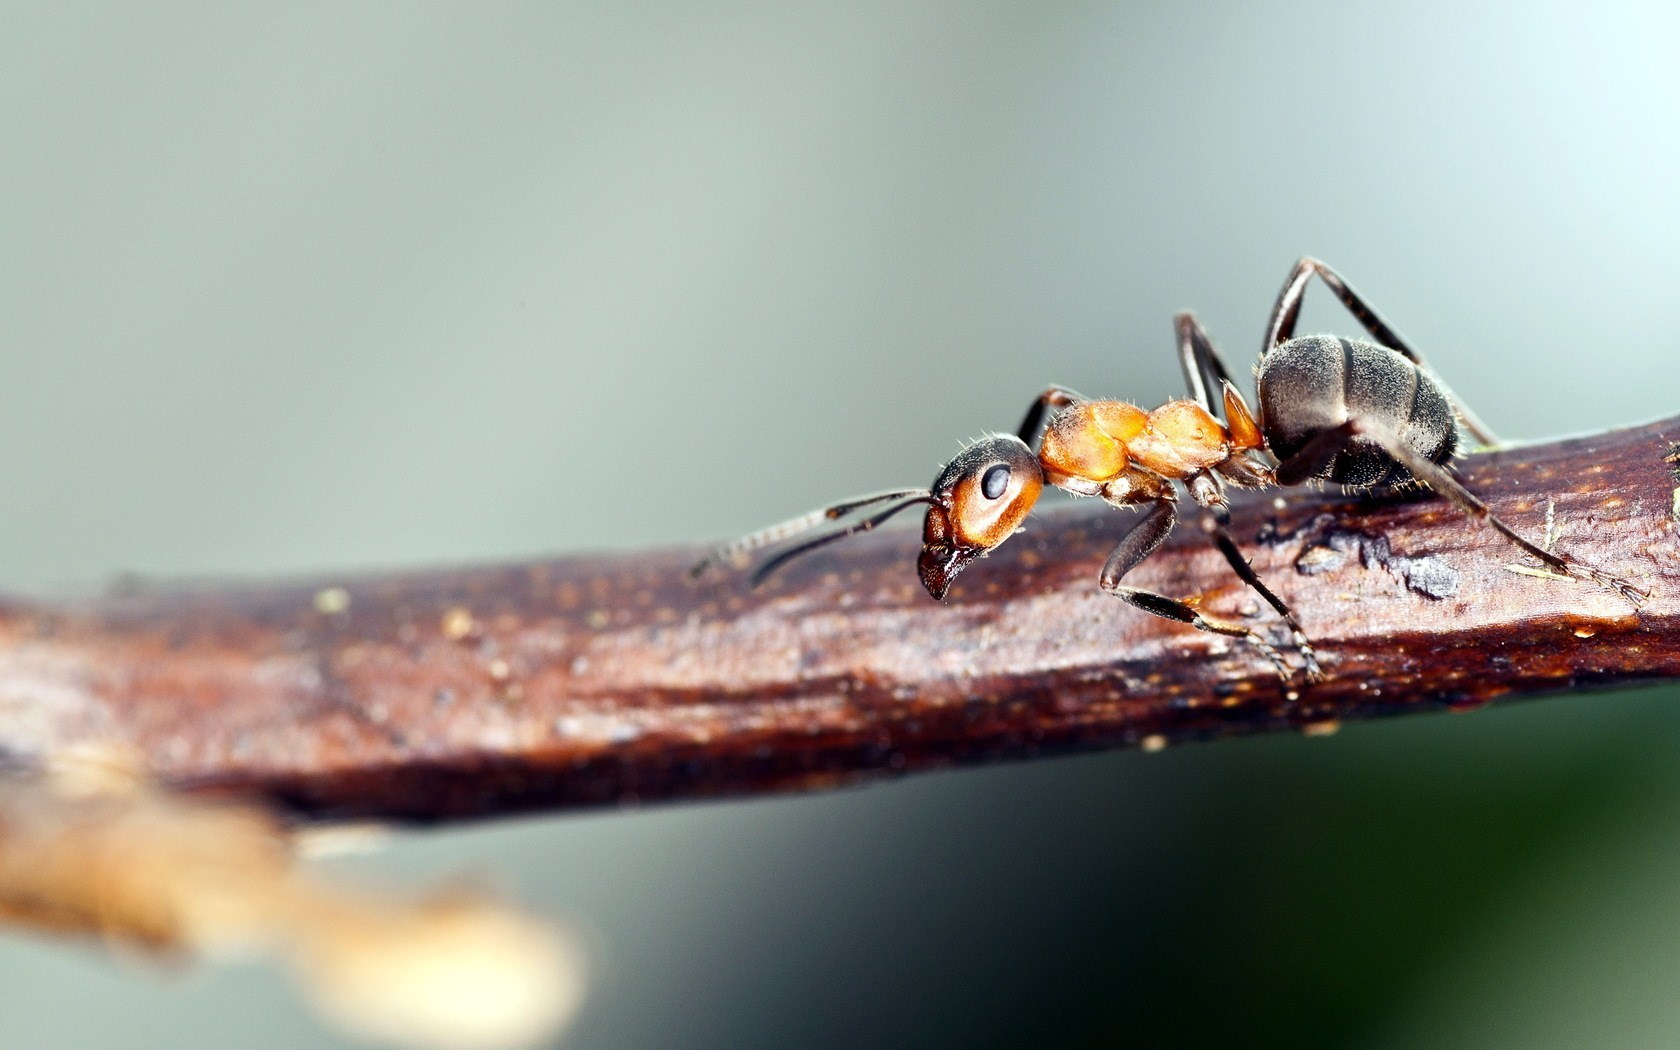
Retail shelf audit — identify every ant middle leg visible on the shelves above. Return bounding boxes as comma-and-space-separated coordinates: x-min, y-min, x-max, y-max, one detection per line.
1176, 312, 1236, 417
1199, 510, 1322, 679
1271, 420, 1648, 604
1100, 500, 1298, 681
1177, 311, 1266, 451
1264, 257, 1499, 447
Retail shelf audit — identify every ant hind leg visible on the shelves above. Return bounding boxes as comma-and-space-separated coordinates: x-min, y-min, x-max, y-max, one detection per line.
1272, 419, 1647, 605
1264, 257, 1499, 447
1368, 426, 1647, 605
1272, 421, 1361, 486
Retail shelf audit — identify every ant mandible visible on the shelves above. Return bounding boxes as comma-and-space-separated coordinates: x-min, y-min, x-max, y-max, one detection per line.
692, 257, 1647, 680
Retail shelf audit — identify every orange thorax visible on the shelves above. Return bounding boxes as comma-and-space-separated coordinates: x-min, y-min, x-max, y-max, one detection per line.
1039, 399, 1231, 485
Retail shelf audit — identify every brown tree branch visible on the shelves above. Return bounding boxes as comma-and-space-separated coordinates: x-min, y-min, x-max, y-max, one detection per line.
1, 418, 1676, 823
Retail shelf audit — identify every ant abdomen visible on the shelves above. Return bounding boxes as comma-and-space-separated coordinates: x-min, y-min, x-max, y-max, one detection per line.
1258, 334, 1458, 488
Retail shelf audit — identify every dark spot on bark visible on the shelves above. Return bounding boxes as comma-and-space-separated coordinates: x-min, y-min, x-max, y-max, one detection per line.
1294, 526, 1460, 600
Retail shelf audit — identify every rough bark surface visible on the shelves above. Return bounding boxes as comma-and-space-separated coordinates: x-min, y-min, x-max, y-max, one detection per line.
2, 418, 1676, 823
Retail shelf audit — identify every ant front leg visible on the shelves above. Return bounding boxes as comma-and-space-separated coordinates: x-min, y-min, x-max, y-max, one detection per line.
1264, 257, 1500, 447
1100, 500, 1297, 681
1272, 420, 1648, 605
1017, 386, 1085, 447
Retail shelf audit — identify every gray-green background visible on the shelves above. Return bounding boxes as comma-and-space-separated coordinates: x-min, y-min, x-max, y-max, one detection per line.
5, 3, 1680, 1047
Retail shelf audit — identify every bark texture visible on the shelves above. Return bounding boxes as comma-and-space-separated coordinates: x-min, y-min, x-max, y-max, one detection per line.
2, 418, 1676, 823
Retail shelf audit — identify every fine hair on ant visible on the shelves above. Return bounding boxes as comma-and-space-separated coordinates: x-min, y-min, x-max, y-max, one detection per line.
693, 257, 1646, 681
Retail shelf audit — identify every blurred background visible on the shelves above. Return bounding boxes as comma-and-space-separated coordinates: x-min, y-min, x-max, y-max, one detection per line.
5, 3, 1680, 1047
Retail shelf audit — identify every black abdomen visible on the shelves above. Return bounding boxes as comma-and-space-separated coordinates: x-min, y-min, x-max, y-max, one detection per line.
1257, 335, 1458, 487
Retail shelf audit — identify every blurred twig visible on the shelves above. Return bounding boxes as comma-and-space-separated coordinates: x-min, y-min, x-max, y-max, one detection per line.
0, 418, 1675, 823
0, 746, 582, 1049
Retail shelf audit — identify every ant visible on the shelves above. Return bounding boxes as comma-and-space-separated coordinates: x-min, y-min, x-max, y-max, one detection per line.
692, 257, 1646, 680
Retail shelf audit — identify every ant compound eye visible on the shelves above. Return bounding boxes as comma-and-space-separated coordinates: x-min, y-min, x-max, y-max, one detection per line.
980, 463, 1011, 500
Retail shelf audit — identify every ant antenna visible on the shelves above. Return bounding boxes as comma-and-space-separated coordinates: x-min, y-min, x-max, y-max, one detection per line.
748, 494, 937, 587
689, 489, 930, 581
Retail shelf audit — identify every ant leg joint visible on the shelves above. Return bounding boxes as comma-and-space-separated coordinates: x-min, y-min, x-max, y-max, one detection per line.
1106, 585, 1295, 683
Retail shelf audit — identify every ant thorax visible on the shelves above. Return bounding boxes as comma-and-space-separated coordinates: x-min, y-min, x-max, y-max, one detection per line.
1038, 398, 1234, 493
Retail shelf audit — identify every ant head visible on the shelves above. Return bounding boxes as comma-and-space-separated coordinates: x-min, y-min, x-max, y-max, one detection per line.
918, 435, 1044, 600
